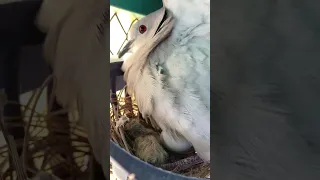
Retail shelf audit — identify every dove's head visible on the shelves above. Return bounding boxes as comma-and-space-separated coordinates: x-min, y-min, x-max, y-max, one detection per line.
118, 7, 175, 58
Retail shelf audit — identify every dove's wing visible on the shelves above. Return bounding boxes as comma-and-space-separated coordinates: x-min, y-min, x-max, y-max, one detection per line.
163, 1, 210, 159
163, 36, 210, 160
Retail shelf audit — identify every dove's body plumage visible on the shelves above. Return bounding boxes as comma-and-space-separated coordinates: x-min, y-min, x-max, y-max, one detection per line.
122, 0, 210, 161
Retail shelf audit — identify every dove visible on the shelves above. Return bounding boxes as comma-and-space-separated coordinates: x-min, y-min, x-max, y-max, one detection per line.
36, 0, 109, 178
119, 0, 210, 162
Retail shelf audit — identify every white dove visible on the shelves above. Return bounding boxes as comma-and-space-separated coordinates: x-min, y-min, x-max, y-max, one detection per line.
119, 0, 210, 162
36, 0, 109, 178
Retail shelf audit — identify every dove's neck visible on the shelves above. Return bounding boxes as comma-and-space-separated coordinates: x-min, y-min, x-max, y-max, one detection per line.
147, 39, 174, 65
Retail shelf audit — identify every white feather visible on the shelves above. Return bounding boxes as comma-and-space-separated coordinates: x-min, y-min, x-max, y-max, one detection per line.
122, 1, 210, 161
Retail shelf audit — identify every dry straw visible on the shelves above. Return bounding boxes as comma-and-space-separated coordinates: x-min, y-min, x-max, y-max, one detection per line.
0, 76, 90, 180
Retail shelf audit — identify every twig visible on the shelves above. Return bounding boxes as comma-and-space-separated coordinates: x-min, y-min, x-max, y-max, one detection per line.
161, 155, 204, 172
0, 93, 26, 179
0, 96, 28, 179
111, 105, 121, 136
6, 101, 43, 116
22, 87, 38, 118
119, 128, 131, 153
7, 135, 28, 179
22, 75, 53, 174
111, 134, 120, 145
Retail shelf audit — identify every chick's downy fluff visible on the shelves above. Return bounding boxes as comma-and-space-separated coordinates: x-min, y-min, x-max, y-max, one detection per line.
123, 118, 168, 165
120, 0, 210, 161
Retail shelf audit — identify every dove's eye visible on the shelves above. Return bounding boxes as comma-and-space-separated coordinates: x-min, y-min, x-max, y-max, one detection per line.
139, 25, 147, 34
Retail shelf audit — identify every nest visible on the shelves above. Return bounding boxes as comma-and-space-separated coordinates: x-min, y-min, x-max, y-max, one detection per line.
110, 87, 210, 179
0, 75, 209, 179
0, 76, 91, 180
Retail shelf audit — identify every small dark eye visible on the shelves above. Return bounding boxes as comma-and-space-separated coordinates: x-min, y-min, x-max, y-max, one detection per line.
139, 25, 147, 34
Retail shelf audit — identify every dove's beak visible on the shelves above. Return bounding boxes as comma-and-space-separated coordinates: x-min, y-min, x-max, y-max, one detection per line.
118, 39, 134, 58
153, 8, 174, 37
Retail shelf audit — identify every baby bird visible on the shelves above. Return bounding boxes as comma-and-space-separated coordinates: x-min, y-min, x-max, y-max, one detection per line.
117, 116, 168, 165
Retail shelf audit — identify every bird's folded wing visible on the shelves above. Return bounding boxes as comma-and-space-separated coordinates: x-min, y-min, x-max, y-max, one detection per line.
165, 37, 210, 110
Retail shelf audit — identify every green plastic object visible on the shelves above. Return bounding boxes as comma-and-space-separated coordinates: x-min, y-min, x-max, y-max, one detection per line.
110, 0, 163, 15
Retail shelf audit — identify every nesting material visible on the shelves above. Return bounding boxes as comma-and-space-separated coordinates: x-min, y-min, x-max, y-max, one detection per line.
110, 88, 210, 179
0, 80, 91, 179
